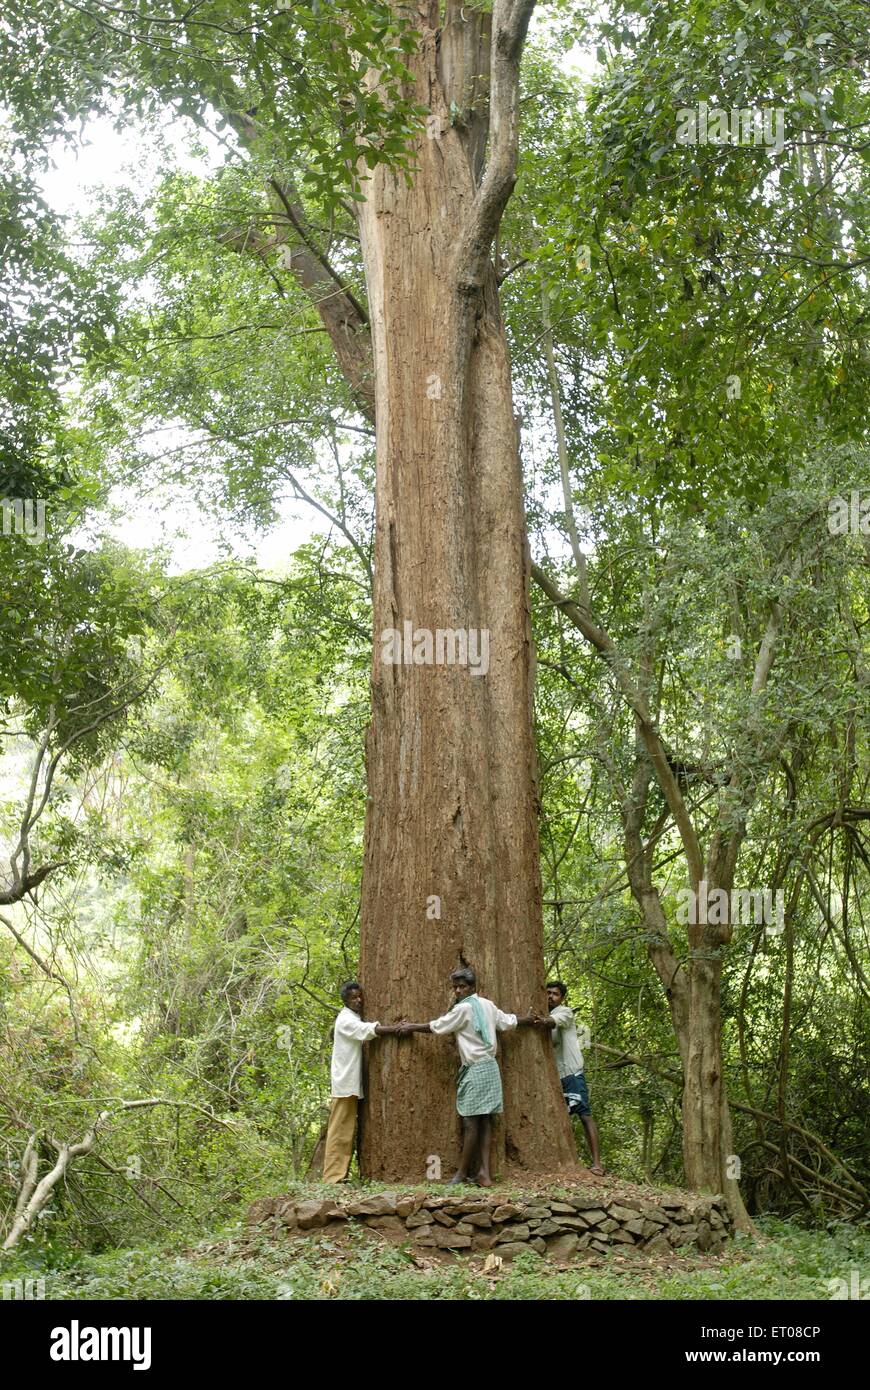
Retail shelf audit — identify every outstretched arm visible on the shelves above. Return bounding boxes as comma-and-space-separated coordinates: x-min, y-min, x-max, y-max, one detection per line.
497, 1007, 545, 1028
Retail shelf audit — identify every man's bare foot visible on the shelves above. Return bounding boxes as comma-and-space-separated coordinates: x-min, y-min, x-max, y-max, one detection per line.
448, 1172, 468, 1185
590, 1163, 605, 1175
476, 1172, 494, 1187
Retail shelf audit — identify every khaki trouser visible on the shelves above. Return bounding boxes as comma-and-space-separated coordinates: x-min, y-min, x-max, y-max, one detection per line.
323, 1096, 358, 1182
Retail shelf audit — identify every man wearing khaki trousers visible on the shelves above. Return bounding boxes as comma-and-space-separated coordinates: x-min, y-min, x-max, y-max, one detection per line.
322, 980, 404, 1183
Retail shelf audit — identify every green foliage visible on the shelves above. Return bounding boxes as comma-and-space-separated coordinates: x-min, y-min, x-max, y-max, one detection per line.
3, 1208, 865, 1300
0, 2, 426, 211
0, 0, 867, 1283
507, 4, 870, 509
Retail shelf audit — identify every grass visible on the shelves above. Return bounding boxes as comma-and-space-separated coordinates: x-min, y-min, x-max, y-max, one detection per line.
1, 1212, 867, 1301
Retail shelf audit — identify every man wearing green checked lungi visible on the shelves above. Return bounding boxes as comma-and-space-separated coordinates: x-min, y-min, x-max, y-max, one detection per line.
404, 967, 537, 1186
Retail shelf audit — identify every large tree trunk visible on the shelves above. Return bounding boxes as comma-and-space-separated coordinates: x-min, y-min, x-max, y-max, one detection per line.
355, 10, 576, 1181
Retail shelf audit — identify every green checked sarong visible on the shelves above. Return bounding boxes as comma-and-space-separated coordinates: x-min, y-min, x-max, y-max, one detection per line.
456, 1056, 504, 1117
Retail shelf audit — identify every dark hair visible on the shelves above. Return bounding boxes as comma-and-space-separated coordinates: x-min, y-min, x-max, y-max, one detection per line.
547, 980, 568, 1000
451, 967, 476, 989
340, 980, 362, 1003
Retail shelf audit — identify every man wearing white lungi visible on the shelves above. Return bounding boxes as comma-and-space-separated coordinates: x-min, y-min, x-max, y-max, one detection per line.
405, 967, 536, 1186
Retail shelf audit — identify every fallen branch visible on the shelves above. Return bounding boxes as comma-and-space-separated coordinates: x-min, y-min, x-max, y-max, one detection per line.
2, 1099, 236, 1250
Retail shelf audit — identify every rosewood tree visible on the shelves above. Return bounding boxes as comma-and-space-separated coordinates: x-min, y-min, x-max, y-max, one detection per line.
352, 0, 577, 1179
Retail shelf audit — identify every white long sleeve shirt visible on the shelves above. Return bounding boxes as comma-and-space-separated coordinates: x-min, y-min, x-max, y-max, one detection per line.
429, 996, 517, 1066
550, 1004, 585, 1077
330, 1007, 379, 1098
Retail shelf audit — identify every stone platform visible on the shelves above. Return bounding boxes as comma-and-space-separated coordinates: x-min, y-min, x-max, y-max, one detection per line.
246, 1184, 733, 1261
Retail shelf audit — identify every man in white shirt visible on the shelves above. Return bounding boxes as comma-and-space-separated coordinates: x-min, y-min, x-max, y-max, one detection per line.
404, 967, 537, 1186
538, 980, 603, 1174
323, 980, 404, 1183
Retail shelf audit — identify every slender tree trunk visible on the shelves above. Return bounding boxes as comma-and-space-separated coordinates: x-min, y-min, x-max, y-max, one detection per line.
621, 748, 753, 1228
682, 947, 724, 1191
681, 945, 753, 1228
356, 13, 575, 1181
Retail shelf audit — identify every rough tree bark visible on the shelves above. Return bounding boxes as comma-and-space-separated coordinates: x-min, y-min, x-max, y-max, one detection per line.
353, 1, 576, 1180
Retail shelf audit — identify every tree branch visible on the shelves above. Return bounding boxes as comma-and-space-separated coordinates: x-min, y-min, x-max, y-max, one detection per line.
454, 0, 536, 287
531, 559, 704, 888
